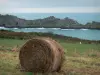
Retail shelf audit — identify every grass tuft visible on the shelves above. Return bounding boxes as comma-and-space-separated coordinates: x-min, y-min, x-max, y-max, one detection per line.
0, 38, 100, 75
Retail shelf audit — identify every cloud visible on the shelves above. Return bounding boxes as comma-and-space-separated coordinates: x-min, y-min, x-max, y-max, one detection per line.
0, 0, 100, 8
0, 0, 100, 13
0, 7, 100, 13
0, 0, 7, 3
0, 0, 8, 5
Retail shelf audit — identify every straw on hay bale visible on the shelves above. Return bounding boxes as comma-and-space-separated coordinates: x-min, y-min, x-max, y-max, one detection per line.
19, 37, 64, 73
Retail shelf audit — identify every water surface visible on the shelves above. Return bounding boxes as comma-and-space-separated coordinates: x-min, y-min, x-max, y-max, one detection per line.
0, 27, 100, 40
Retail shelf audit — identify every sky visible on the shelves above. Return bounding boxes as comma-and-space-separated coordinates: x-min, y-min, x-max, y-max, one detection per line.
0, 0, 100, 24
0, 0, 100, 8
0, 0, 100, 13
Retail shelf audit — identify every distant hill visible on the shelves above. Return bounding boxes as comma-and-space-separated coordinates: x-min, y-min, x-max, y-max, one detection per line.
0, 14, 27, 28
0, 14, 100, 29
85, 21, 100, 29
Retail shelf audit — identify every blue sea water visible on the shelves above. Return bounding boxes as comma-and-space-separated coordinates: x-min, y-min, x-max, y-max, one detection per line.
0, 27, 100, 40
1, 13, 100, 40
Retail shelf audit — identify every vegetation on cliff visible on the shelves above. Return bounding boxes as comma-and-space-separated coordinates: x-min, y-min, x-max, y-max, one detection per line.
0, 14, 100, 29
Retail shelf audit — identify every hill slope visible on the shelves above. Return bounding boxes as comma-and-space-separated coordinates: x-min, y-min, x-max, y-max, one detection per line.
0, 14, 100, 29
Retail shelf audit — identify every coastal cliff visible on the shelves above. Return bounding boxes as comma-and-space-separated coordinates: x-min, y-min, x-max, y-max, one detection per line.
0, 14, 100, 29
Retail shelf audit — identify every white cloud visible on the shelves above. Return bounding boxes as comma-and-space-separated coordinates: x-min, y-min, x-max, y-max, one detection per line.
0, 7, 100, 13
0, 0, 7, 3
0, 0, 100, 8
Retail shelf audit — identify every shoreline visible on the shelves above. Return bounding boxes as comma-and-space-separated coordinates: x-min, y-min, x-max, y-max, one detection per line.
0, 30, 100, 44
0, 26, 100, 30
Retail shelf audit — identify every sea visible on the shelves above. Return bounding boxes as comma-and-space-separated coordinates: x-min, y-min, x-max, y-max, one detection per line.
0, 27, 100, 41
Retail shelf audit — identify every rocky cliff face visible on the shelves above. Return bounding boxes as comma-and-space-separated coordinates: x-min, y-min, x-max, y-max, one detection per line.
0, 14, 100, 29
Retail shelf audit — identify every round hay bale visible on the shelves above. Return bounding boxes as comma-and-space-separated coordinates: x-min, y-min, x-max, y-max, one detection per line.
19, 37, 64, 73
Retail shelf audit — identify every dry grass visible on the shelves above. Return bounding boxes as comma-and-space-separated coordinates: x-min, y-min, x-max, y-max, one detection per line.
0, 50, 100, 75
19, 38, 64, 72
0, 38, 100, 75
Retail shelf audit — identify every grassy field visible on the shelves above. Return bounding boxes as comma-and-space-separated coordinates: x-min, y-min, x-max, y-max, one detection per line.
0, 38, 100, 75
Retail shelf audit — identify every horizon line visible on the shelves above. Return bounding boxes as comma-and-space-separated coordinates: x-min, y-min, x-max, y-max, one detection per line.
0, 7, 100, 13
